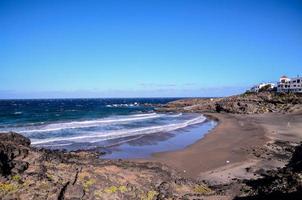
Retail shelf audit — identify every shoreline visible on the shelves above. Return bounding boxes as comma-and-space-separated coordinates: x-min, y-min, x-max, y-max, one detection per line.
148, 112, 302, 183
101, 117, 217, 159
1, 92, 302, 199
149, 113, 267, 179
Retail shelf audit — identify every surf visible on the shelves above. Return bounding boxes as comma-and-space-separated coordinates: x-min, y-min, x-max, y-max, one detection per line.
31, 114, 206, 145
18, 113, 161, 134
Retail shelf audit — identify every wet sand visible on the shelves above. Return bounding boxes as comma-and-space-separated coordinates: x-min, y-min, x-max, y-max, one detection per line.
150, 112, 302, 182
102, 120, 217, 159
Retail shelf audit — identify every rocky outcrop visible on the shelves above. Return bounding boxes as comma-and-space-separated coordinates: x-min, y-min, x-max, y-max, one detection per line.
158, 92, 302, 114
234, 142, 302, 199
0, 132, 30, 176
0, 132, 215, 199
1, 132, 300, 199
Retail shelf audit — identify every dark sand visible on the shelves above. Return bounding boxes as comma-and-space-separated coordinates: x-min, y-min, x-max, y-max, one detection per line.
102, 120, 216, 159
150, 112, 302, 182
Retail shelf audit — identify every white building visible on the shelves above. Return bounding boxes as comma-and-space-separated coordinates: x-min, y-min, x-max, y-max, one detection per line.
277, 75, 302, 93
250, 83, 275, 93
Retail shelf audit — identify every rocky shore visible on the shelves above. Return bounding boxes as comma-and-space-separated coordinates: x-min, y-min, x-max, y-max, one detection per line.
235, 140, 302, 200
1, 131, 301, 200
0, 132, 217, 200
1, 92, 302, 199
158, 92, 302, 114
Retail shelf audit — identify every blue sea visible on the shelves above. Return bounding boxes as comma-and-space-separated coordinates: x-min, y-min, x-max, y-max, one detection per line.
0, 98, 216, 158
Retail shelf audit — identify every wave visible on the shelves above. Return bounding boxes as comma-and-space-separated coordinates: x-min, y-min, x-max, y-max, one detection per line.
18, 113, 160, 134
106, 102, 139, 107
14, 112, 22, 115
169, 113, 182, 117
31, 115, 206, 145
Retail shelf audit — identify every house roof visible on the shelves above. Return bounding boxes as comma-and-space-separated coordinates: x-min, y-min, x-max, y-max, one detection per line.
281, 75, 288, 78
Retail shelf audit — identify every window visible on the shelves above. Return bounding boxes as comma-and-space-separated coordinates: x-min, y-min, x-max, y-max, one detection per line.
297, 79, 300, 83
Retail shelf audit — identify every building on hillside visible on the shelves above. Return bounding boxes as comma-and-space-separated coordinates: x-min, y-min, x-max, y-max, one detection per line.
277, 75, 302, 93
249, 83, 275, 93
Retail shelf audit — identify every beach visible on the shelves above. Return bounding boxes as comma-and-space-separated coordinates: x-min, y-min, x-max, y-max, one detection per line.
148, 111, 302, 193
1, 93, 302, 199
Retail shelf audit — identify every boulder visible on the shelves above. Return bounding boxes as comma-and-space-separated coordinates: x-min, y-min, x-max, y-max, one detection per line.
0, 132, 30, 176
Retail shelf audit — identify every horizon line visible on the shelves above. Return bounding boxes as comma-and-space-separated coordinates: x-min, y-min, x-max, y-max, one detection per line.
0, 96, 225, 100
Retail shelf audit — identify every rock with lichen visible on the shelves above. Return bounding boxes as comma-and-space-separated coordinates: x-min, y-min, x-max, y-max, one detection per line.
0, 132, 215, 199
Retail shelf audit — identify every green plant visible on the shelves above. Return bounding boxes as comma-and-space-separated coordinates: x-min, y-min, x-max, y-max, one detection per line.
141, 190, 158, 200
0, 183, 18, 193
83, 179, 95, 191
12, 175, 21, 181
118, 185, 127, 193
193, 184, 212, 194
104, 186, 118, 193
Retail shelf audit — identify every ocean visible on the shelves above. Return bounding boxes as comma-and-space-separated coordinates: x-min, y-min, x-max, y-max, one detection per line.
0, 98, 216, 158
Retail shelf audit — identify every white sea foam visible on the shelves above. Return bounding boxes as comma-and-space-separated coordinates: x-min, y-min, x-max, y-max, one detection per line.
31, 115, 206, 145
169, 113, 182, 117
18, 113, 160, 134
14, 112, 22, 115
38, 143, 73, 147
106, 103, 140, 107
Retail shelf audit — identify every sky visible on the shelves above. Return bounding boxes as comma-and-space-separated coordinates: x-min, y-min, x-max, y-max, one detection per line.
0, 0, 301, 98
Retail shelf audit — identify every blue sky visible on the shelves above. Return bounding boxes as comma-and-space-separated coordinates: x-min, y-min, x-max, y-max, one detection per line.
1, 0, 301, 98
